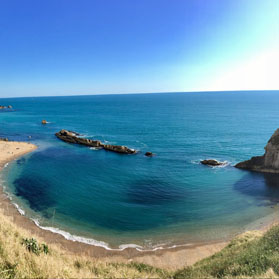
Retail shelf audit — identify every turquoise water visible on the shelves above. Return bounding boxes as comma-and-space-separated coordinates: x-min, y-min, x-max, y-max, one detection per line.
1, 91, 279, 249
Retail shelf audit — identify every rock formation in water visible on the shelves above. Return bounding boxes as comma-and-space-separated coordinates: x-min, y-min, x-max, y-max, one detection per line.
41, 120, 47, 125
145, 152, 154, 157
55, 130, 137, 154
235, 128, 279, 173
201, 159, 225, 166
0, 105, 13, 109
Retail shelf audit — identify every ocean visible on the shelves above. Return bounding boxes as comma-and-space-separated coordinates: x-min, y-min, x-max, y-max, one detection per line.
1, 91, 279, 250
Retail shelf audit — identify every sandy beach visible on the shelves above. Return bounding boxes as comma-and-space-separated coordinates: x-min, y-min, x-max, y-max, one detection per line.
0, 140, 37, 168
1, 139, 276, 270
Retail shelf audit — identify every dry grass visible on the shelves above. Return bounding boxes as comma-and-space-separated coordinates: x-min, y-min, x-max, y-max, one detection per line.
0, 209, 168, 279
2, 203, 279, 279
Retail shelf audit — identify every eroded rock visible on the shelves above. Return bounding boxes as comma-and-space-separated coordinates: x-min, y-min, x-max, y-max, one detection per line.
235, 128, 279, 173
201, 159, 225, 166
55, 130, 136, 154
145, 152, 154, 157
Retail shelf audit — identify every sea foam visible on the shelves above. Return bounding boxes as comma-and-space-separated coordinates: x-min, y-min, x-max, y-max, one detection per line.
28, 217, 191, 252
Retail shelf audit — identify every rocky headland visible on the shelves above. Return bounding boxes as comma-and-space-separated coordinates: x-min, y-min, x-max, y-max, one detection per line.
55, 129, 137, 154
235, 128, 279, 173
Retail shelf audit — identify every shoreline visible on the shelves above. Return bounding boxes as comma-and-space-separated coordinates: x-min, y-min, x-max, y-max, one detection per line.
0, 140, 277, 270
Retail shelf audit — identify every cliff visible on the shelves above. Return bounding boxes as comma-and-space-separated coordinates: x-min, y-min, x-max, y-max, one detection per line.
235, 128, 279, 173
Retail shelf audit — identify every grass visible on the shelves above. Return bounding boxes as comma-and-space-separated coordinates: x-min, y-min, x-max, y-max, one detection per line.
0, 209, 170, 279
174, 227, 279, 278
2, 205, 279, 278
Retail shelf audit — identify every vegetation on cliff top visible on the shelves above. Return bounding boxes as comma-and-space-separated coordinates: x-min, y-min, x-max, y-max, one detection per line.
1, 206, 279, 278
174, 226, 279, 278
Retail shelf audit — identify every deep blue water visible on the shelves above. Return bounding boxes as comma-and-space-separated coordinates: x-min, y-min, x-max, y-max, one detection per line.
1, 91, 279, 249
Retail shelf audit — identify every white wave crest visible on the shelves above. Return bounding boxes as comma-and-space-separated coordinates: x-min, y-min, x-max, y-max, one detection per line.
13, 203, 25, 215
89, 147, 100, 150
30, 218, 192, 252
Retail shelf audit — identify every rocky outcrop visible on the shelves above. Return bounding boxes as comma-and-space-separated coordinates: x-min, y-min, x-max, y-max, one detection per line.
55, 130, 136, 154
42, 120, 47, 125
0, 105, 13, 109
201, 159, 225, 166
235, 129, 279, 173
145, 152, 154, 157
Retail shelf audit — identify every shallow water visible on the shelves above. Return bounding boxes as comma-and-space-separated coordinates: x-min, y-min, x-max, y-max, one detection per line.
1, 91, 279, 249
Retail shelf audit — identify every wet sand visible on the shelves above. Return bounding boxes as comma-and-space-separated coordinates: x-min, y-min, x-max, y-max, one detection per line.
0, 139, 257, 270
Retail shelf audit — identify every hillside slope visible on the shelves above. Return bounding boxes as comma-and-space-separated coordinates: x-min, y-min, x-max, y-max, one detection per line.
0, 209, 169, 279
174, 226, 279, 278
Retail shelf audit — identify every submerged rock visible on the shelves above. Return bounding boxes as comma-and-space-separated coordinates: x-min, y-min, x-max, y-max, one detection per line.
145, 152, 154, 157
55, 130, 137, 154
235, 128, 279, 173
201, 159, 225, 166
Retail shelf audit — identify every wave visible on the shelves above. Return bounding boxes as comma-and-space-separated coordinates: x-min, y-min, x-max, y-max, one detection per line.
30, 217, 193, 251
13, 203, 25, 215
7, 201, 192, 252
2, 189, 26, 216
89, 147, 101, 151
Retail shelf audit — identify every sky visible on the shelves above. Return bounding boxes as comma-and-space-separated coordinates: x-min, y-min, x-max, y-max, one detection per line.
0, 0, 278, 97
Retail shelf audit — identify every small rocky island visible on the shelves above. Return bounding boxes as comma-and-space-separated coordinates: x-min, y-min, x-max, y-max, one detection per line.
201, 159, 225, 166
235, 128, 279, 173
56, 130, 137, 154
0, 105, 13, 109
145, 152, 154, 157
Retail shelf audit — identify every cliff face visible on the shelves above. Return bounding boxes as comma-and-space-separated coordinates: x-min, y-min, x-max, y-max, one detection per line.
235, 129, 279, 173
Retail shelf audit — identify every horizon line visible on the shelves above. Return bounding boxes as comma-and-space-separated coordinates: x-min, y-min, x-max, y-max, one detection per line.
0, 89, 279, 99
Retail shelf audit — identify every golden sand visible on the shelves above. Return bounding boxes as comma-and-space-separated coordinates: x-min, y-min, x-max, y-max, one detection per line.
0, 140, 37, 169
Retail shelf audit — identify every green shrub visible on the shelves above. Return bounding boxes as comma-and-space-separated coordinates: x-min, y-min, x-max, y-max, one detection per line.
41, 243, 49, 255
21, 238, 49, 255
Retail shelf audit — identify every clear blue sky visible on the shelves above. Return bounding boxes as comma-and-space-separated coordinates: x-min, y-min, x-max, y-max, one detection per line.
0, 0, 278, 97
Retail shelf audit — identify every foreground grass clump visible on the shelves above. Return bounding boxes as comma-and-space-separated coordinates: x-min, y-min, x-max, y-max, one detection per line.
174, 227, 279, 278
22, 238, 49, 255
0, 209, 169, 279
